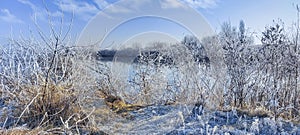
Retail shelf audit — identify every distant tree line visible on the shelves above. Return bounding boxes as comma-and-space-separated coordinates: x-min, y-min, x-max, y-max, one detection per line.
96, 37, 210, 66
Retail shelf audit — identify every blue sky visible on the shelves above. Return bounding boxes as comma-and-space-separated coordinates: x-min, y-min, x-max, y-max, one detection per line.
0, 0, 299, 45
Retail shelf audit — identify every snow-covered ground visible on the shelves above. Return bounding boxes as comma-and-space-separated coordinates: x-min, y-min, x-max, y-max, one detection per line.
1, 94, 300, 134
95, 104, 300, 135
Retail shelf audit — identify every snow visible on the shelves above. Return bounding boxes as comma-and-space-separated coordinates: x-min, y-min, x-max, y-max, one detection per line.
95, 104, 300, 134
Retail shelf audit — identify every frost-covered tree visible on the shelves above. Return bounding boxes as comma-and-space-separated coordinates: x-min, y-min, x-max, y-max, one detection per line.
220, 20, 253, 107
261, 20, 288, 45
181, 35, 209, 65
252, 18, 300, 119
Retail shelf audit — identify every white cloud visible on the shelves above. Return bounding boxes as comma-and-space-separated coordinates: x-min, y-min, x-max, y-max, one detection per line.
18, 0, 64, 23
54, 0, 103, 21
160, 0, 184, 9
18, 0, 112, 22
0, 9, 23, 23
106, 0, 151, 13
93, 0, 109, 9
180, 0, 219, 9
49, 11, 64, 17
18, 0, 37, 11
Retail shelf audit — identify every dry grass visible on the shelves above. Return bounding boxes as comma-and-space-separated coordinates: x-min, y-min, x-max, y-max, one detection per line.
96, 91, 145, 114
12, 83, 86, 130
0, 39, 99, 133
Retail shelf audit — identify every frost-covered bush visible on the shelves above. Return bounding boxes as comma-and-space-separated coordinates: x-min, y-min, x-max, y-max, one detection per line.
0, 24, 104, 134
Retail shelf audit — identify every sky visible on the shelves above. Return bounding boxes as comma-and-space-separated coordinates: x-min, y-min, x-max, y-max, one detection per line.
0, 0, 299, 46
